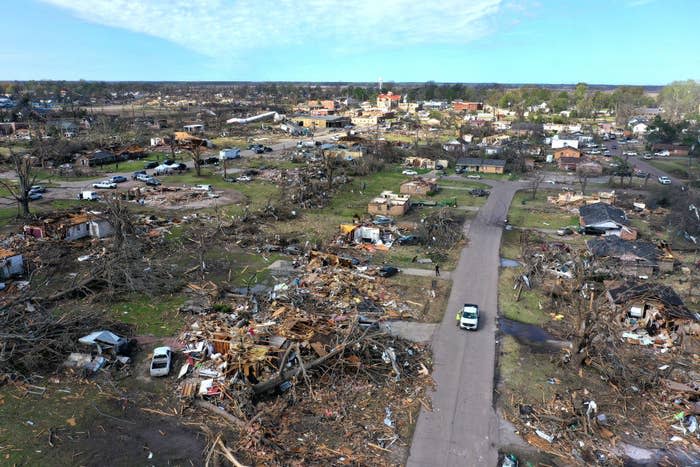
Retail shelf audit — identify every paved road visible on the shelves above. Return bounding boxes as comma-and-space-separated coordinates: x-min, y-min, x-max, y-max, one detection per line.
630, 156, 684, 186
408, 180, 520, 467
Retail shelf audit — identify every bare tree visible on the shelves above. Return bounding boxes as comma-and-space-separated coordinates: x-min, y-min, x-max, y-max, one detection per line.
187, 143, 204, 176
529, 173, 545, 200
0, 149, 39, 217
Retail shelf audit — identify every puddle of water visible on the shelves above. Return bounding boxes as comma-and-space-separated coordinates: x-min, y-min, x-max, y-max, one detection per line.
500, 258, 521, 268
499, 318, 570, 352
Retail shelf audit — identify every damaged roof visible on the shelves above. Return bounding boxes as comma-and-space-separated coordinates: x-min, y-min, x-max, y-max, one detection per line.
607, 282, 695, 320
579, 202, 628, 227
587, 236, 662, 263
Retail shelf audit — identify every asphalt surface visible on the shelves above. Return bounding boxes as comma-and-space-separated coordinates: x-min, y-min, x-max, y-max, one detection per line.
407, 180, 520, 467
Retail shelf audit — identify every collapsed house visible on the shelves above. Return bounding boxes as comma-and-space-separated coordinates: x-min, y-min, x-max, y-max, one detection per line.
367, 191, 411, 216
404, 157, 448, 169
339, 224, 394, 248
23, 212, 114, 241
578, 202, 637, 239
172, 254, 432, 464
400, 177, 438, 196
587, 236, 674, 277
606, 281, 699, 346
548, 191, 615, 207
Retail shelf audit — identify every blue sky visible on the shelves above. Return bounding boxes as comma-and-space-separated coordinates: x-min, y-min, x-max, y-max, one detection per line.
2, 0, 698, 84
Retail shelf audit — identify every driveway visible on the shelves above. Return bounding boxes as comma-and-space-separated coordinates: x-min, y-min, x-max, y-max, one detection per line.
407, 180, 520, 467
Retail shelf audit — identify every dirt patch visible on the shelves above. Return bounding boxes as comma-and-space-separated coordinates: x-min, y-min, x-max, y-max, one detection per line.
71, 399, 206, 467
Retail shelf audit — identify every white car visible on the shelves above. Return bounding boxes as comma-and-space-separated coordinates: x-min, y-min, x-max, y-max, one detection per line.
658, 176, 672, 185
458, 303, 480, 331
150, 346, 172, 377
466, 174, 482, 179
655, 150, 670, 157
92, 180, 117, 189
402, 169, 418, 176
193, 184, 212, 191
237, 175, 252, 182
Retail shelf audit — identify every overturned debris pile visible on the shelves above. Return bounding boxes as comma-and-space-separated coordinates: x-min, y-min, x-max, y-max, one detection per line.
175, 259, 432, 464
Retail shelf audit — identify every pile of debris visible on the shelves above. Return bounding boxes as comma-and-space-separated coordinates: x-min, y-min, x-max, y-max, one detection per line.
122, 186, 222, 207
503, 232, 700, 463
173, 255, 432, 464
0, 301, 132, 377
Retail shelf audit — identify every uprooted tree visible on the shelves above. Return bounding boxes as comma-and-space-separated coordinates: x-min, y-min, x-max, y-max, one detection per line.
0, 148, 39, 217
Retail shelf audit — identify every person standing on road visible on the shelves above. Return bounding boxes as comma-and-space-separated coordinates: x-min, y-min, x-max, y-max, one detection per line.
435, 264, 440, 277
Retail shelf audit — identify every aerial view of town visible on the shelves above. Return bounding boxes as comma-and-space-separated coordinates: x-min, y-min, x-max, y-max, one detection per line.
1, 1, 699, 466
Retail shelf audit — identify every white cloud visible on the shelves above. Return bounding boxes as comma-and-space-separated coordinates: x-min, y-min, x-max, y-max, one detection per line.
40, 0, 503, 57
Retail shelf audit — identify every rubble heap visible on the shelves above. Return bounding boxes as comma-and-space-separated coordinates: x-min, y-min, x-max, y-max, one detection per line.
175, 257, 433, 465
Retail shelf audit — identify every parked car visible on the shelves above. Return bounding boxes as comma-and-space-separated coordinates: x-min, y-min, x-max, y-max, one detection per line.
643, 154, 653, 160
193, 184, 212, 191
237, 175, 252, 182
557, 227, 574, 236
149, 346, 172, 377
144, 161, 159, 169
133, 170, 147, 180
402, 169, 418, 175
658, 176, 672, 185
466, 174, 482, 179
28, 192, 43, 201
163, 159, 175, 165
397, 235, 420, 245
145, 177, 161, 186
469, 188, 490, 197
93, 180, 117, 189
263, 146, 273, 152
29, 185, 46, 193
204, 157, 220, 165
372, 215, 393, 225
458, 303, 480, 331
110, 175, 127, 183
635, 171, 649, 178
654, 150, 670, 157
378, 266, 399, 278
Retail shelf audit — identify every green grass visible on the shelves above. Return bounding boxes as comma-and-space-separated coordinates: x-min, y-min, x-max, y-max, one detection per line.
0, 383, 107, 465
500, 229, 522, 260
647, 159, 697, 180
498, 267, 548, 325
109, 294, 186, 336
211, 136, 248, 148
508, 191, 579, 229
498, 334, 563, 403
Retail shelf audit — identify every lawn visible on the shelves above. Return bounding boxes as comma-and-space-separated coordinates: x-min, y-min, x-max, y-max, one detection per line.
385, 273, 452, 323
211, 136, 248, 148
108, 294, 186, 336
647, 158, 698, 180
508, 191, 579, 229
500, 229, 522, 260
498, 267, 549, 325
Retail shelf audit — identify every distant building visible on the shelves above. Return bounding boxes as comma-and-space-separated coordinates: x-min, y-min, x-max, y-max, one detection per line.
368, 191, 411, 216
76, 150, 116, 167
294, 115, 351, 129
553, 147, 583, 161
455, 158, 506, 174
400, 178, 438, 196
377, 92, 401, 111
453, 101, 483, 112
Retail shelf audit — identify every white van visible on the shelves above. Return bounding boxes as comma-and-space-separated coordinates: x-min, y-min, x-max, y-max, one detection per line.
78, 191, 100, 201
